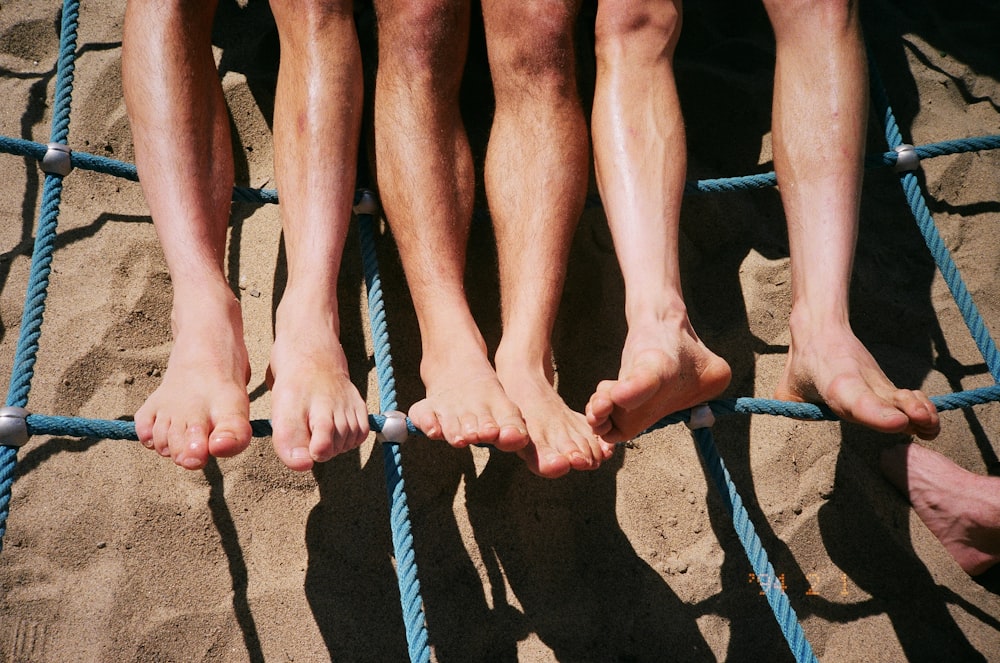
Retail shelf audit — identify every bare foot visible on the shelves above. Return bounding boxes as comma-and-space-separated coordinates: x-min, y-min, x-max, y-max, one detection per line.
268, 300, 370, 472
881, 443, 1000, 576
135, 286, 253, 470
495, 351, 614, 479
586, 318, 732, 445
775, 321, 940, 439
408, 336, 529, 452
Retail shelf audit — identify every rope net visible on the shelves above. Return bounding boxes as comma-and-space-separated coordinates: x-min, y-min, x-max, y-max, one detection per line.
1, 1, 998, 661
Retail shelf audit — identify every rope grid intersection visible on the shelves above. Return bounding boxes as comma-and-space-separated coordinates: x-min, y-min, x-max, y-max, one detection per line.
1, 2, 998, 661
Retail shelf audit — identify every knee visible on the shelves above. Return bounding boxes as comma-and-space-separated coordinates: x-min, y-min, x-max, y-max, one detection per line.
761, 0, 858, 39
128, 0, 218, 30
487, 1, 578, 93
375, 0, 465, 76
594, 0, 681, 65
269, 0, 353, 29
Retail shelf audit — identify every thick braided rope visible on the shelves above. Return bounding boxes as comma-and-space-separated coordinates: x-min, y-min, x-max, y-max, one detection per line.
0, 8, 997, 661
24, 383, 1000, 441
874, 77, 1000, 380
869, 61, 1000, 381
1, 0, 81, 552
0, 135, 278, 205
693, 426, 818, 662
358, 211, 431, 662
3, 134, 997, 206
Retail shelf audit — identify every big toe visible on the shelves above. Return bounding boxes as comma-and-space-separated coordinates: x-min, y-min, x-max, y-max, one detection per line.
208, 414, 253, 458
894, 390, 940, 440
494, 415, 529, 452
840, 391, 910, 433
519, 445, 571, 479
271, 422, 315, 472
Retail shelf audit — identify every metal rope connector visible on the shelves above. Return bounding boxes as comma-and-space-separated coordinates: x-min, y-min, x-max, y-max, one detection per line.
40, 142, 73, 177
685, 403, 715, 430
353, 189, 380, 216
377, 410, 409, 444
0, 407, 30, 447
893, 144, 920, 173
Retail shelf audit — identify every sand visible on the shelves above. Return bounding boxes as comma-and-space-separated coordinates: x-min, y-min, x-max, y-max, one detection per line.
1, 0, 999, 660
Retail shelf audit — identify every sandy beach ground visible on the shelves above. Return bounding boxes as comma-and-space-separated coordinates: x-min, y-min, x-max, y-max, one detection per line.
1, 0, 998, 660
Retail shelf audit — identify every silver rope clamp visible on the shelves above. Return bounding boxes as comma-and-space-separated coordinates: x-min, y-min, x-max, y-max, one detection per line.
353, 189, 380, 216
685, 403, 715, 430
377, 410, 409, 444
893, 144, 920, 173
41, 142, 73, 177
0, 406, 30, 447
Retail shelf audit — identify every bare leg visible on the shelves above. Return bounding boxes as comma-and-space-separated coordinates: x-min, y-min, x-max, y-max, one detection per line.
373, 0, 528, 452
124, 0, 252, 470
267, 0, 370, 471
764, 0, 939, 440
483, 0, 612, 478
881, 444, 1000, 576
585, 0, 732, 445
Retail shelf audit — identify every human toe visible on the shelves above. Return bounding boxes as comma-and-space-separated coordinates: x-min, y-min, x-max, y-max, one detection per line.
172, 424, 210, 470
586, 383, 616, 421
493, 413, 528, 452
437, 411, 473, 447
568, 452, 595, 471
894, 390, 940, 440
523, 445, 571, 479
279, 443, 314, 471
846, 391, 910, 434
207, 414, 252, 458
134, 411, 155, 449
337, 409, 371, 455
408, 401, 443, 440
307, 417, 337, 464
271, 421, 315, 472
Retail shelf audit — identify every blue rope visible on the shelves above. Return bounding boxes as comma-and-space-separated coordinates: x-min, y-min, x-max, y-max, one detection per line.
358, 210, 431, 663
0, 5, 997, 660
22, 383, 1000, 446
3, 133, 997, 206
692, 426, 818, 662
21, 412, 419, 441
0, 136, 279, 204
869, 65, 1000, 381
1, 0, 81, 552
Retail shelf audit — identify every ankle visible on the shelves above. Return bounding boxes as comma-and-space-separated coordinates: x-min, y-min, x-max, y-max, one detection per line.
419, 333, 491, 382
494, 342, 553, 386
274, 294, 340, 341
170, 288, 242, 337
787, 305, 851, 343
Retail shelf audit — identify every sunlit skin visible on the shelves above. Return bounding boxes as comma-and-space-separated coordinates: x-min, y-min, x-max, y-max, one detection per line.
124, 0, 369, 471
586, 0, 940, 443
373, 0, 613, 477
882, 443, 1000, 576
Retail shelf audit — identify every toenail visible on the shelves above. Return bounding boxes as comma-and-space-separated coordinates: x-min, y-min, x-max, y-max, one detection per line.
290, 447, 310, 459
